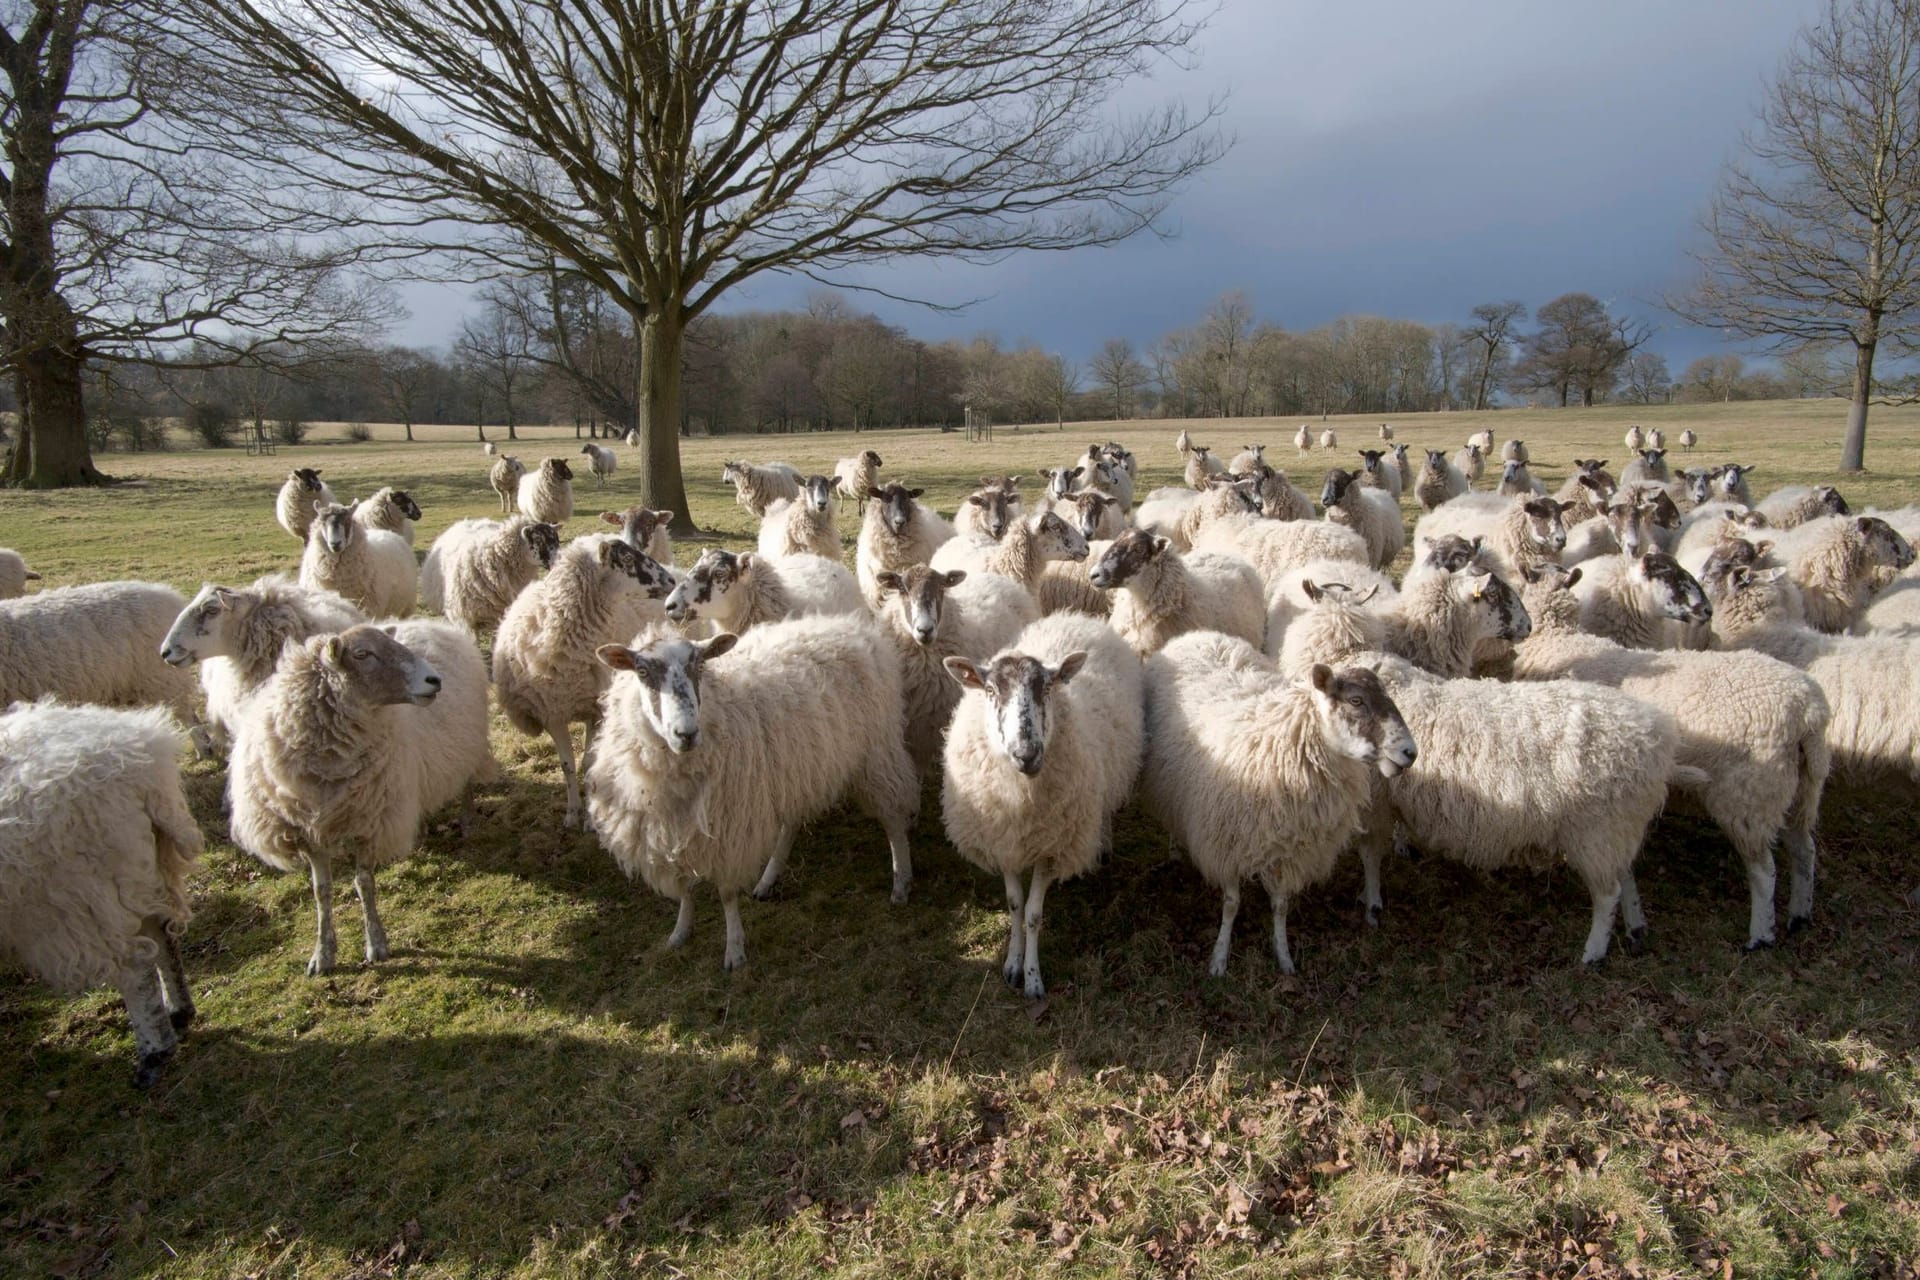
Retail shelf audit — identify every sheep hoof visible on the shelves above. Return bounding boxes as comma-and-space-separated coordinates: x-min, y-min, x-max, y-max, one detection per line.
366, 940, 390, 963
722, 950, 746, 972
890, 884, 910, 905
306, 950, 334, 977
1745, 936, 1776, 953
1024, 977, 1046, 1001
1624, 926, 1648, 955
169, 1006, 196, 1033
1786, 914, 1811, 936
751, 882, 781, 902
1364, 904, 1381, 928
132, 1049, 173, 1090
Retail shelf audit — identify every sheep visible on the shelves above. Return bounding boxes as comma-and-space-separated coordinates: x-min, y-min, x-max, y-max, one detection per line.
1058, 489, 1129, 542
1379, 422, 1395, 442
1568, 549, 1712, 648
1089, 529, 1265, 657
873, 565, 1039, 771
1184, 445, 1226, 490
1757, 484, 1849, 529
721, 458, 803, 515
931, 509, 1090, 596
1674, 505, 1770, 579
855, 482, 957, 610
1619, 449, 1671, 487
489, 453, 527, 514
1679, 428, 1698, 451
1294, 424, 1313, 453
1143, 634, 1416, 976
1384, 565, 1531, 677
1319, 427, 1339, 450
1467, 426, 1494, 454
1514, 565, 1831, 949
1624, 424, 1645, 451
419, 516, 561, 633
624, 428, 640, 447
1319, 467, 1405, 571
953, 479, 1020, 543
0, 581, 198, 728
1413, 449, 1471, 511
159, 574, 367, 751
0, 547, 40, 598
1647, 427, 1667, 451
1033, 465, 1083, 517
354, 487, 422, 546
1561, 489, 1680, 571
589, 621, 918, 968
1228, 443, 1268, 477
1496, 458, 1546, 497
1771, 514, 1916, 632
1082, 455, 1135, 510
300, 501, 418, 619
1554, 459, 1617, 524
1264, 564, 1397, 667
518, 458, 576, 525
941, 614, 1143, 998
578, 442, 617, 488
275, 468, 336, 541
0, 700, 202, 1087
1135, 478, 1256, 551
1711, 463, 1757, 507
229, 622, 496, 975
758, 475, 842, 560
1355, 448, 1403, 501
1392, 443, 1414, 492
1189, 511, 1370, 599
1099, 442, 1138, 483
1035, 550, 1114, 619
493, 536, 676, 827
664, 548, 865, 636
831, 449, 884, 513
1501, 439, 1530, 465
599, 504, 676, 566
1254, 467, 1318, 521
1175, 428, 1194, 457
1413, 493, 1569, 584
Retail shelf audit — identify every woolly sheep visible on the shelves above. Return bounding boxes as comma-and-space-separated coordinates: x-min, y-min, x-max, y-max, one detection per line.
1135, 478, 1257, 552
1384, 565, 1531, 677
1176, 428, 1194, 457
1058, 489, 1129, 542
275, 468, 336, 541
1319, 467, 1405, 571
1255, 467, 1319, 521
1294, 424, 1313, 453
665, 548, 864, 636
1414, 493, 1568, 583
1184, 445, 1226, 490
1771, 514, 1915, 632
1453, 444, 1486, 489
0, 581, 198, 727
1035, 465, 1082, 515
1496, 458, 1547, 498
1674, 505, 1771, 579
354, 487, 422, 546
1355, 449, 1404, 502
930, 510, 1090, 595
1392, 443, 1414, 492
1757, 484, 1849, 529
1619, 449, 1671, 487
721, 458, 803, 515
600, 504, 676, 566
1467, 427, 1494, 453
579, 442, 617, 487
1090, 529, 1265, 657
490, 453, 527, 514
1228, 444, 1268, 477
1035, 541, 1115, 619
589, 619, 919, 968
831, 449, 884, 512
1144, 634, 1416, 976
1567, 549, 1712, 648
1189, 511, 1370, 599
1647, 427, 1667, 451
1624, 424, 1645, 451
0, 701, 202, 1087
1710, 464, 1757, 508
1501, 439, 1529, 465
1379, 423, 1395, 442
0, 547, 42, 597
1081, 455, 1135, 510
953, 478, 1021, 543
1678, 428, 1698, 450
301, 501, 418, 619
1554, 459, 1617, 524
856, 482, 957, 610
758, 475, 842, 560
1319, 427, 1339, 450
1415, 449, 1470, 510
1099, 442, 1138, 483
941, 614, 1143, 998
419, 516, 561, 633
1265, 565, 1397, 668
518, 458, 576, 525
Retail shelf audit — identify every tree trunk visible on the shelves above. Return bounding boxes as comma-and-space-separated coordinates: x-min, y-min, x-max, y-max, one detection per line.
403, 416, 413, 442
7, 344, 102, 487
1841, 338, 1874, 471
635, 304, 695, 532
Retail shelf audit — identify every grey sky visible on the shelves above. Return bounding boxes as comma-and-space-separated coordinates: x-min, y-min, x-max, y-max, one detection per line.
398, 0, 1825, 370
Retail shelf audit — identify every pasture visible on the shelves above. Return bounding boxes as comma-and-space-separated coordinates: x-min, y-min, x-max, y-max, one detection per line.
4, 398, 1920, 1279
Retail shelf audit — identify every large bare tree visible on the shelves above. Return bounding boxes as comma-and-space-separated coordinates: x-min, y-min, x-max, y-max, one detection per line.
184, 0, 1223, 529
1675, 0, 1920, 470
1512, 293, 1650, 407
1461, 301, 1525, 411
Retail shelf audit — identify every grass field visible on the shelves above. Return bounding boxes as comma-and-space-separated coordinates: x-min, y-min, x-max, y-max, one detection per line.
3, 398, 1920, 1279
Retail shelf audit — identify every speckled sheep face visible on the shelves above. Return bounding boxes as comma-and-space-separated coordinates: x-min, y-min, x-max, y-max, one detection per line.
312, 502, 359, 554
291, 467, 325, 491
1034, 511, 1090, 563
1421, 534, 1484, 574
602, 539, 673, 598
663, 548, 745, 623
874, 484, 925, 536
160, 584, 240, 666
1859, 517, 1917, 570
1698, 538, 1771, 600
877, 565, 962, 646
1635, 553, 1712, 624
543, 458, 573, 483
1043, 467, 1081, 500
521, 522, 562, 570
802, 475, 834, 513
599, 633, 738, 754
1307, 664, 1416, 777
1318, 468, 1356, 509
1458, 571, 1531, 643
1682, 468, 1715, 506
389, 490, 422, 521
966, 487, 1013, 540
1088, 530, 1164, 590
1605, 498, 1652, 560
945, 650, 1088, 777
327, 625, 441, 706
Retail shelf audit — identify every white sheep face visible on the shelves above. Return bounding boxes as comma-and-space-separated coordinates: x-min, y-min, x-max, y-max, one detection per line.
945, 651, 1087, 777
312, 502, 360, 554
160, 584, 241, 666
599, 633, 737, 754
1305, 664, 1417, 777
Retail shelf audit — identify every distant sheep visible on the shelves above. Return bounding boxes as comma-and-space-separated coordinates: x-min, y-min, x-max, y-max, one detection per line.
1415, 449, 1470, 510
832, 449, 884, 512
518, 458, 576, 525
275, 468, 335, 541
489, 453, 527, 514
1496, 459, 1546, 498
579, 443, 617, 488
1355, 449, 1403, 501
1379, 423, 1395, 442
1319, 427, 1338, 450
1452, 443, 1486, 489
1467, 427, 1494, 454
1619, 449, 1671, 487
722, 459, 803, 515
1319, 467, 1405, 571
600, 504, 676, 567
1183, 445, 1226, 490
1624, 424, 1645, 452
1501, 439, 1529, 465
300, 501, 418, 619
1679, 429, 1698, 451
1294, 424, 1313, 453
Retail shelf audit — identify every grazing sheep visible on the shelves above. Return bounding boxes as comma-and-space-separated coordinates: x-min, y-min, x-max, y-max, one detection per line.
1189, 511, 1370, 599
354, 487, 422, 546
664, 548, 864, 636
721, 458, 803, 515
1355, 449, 1403, 501
300, 501, 418, 619
1496, 458, 1547, 498
831, 449, 884, 512
856, 482, 957, 609
1467, 427, 1494, 454
0, 581, 198, 727
1501, 439, 1529, 465
1679, 429, 1698, 451
599, 504, 676, 566
1413, 493, 1569, 585
953, 479, 1020, 543
1228, 444, 1269, 477
874, 565, 1038, 771
931, 510, 1090, 594
419, 517, 561, 633
1144, 635, 1416, 976
1569, 550, 1713, 648
1711, 464, 1757, 507
518, 458, 576, 525
1385, 565, 1531, 677
489, 453, 527, 514
1379, 422, 1395, 442
758, 475, 842, 560
589, 620, 919, 969
1294, 424, 1313, 453
1090, 529, 1265, 657
1319, 467, 1405, 571
0, 547, 40, 598
1772, 515, 1916, 632
1757, 484, 1849, 529
275, 468, 336, 541
1184, 445, 1226, 490
230, 623, 495, 975
494, 536, 675, 827
578, 442, 617, 488
1624, 424, 1645, 452
1319, 427, 1339, 450
1554, 460, 1617, 524
1515, 567, 1830, 949
0, 700, 203, 1087
941, 614, 1143, 998
1619, 449, 1671, 487
1415, 449, 1471, 511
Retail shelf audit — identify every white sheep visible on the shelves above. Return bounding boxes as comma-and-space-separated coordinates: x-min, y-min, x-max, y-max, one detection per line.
1176, 427, 1194, 457
1264, 566, 1397, 669
579, 442, 617, 487
1035, 541, 1115, 619
1255, 468, 1318, 521
1496, 458, 1547, 498
0, 547, 42, 597
1318, 467, 1405, 571
1379, 423, 1395, 442
300, 501, 418, 619
930, 510, 1090, 595
1673, 505, 1770, 579
598, 504, 676, 566
665, 547, 864, 636
1756, 484, 1849, 529
1452, 443, 1486, 489
1647, 427, 1667, 451
1319, 427, 1339, 450
1554, 459, 1617, 524
1143, 633, 1416, 976
1228, 443, 1268, 477
1089, 529, 1265, 657
953, 478, 1021, 543
1355, 449, 1403, 501
1501, 439, 1529, 465
1569, 550, 1712, 649
1057, 489, 1130, 542
490, 453, 527, 514
1679, 429, 1698, 451
1624, 424, 1645, 452
1184, 445, 1226, 490
1392, 443, 1414, 493
1188, 510, 1370, 599
1081, 455, 1135, 510
856, 482, 957, 609
1383, 565, 1532, 677
941, 614, 1143, 998
0, 700, 202, 1087
494, 535, 676, 827
353, 486, 422, 546
518, 458, 576, 524
419, 516, 562, 632
721, 458, 803, 515
1710, 463, 1758, 508
275, 467, 335, 541
588, 619, 919, 968
1413, 492, 1569, 583
1294, 423, 1313, 453
0, 581, 198, 728
758, 475, 843, 560
831, 449, 884, 512
1619, 449, 1671, 487
1135, 479, 1258, 552
1467, 426, 1494, 453
1771, 514, 1915, 632
1414, 449, 1470, 510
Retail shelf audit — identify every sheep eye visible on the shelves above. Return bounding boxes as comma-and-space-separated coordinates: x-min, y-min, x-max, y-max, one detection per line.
352, 649, 373, 661
1346, 695, 1365, 708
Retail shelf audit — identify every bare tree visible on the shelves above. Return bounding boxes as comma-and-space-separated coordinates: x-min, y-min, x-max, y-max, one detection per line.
455, 301, 534, 442
1019, 351, 1080, 428
1618, 351, 1673, 405
186, 0, 1224, 529
376, 346, 434, 442
1512, 293, 1650, 407
1089, 337, 1147, 419
1462, 301, 1525, 411
1682, 354, 1747, 402
1674, 0, 1920, 469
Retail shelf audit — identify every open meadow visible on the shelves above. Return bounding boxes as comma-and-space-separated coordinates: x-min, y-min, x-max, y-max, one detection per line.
5, 398, 1920, 1278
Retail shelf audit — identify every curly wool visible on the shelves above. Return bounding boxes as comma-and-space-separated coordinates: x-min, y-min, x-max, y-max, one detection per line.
0, 547, 40, 598
856, 491, 957, 608
758, 497, 841, 560
276, 471, 336, 540
518, 460, 575, 525
1135, 484, 1247, 552
423, 517, 553, 632
1108, 547, 1265, 658
1189, 511, 1369, 599
1756, 485, 1846, 529
723, 460, 803, 515
1323, 479, 1404, 571
1035, 543, 1114, 619
931, 513, 1085, 594
1414, 454, 1470, 511
1775, 515, 1913, 633
354, 487, 419, 546
0, 581, 197, 725
1270, 574, 1393, 676
1384, 571, 1515, 678
832, 452, 883, 507
677, 552, 865, 636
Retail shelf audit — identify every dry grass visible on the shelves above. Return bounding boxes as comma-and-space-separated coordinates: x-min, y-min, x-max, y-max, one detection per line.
2, 399, 1920, 1279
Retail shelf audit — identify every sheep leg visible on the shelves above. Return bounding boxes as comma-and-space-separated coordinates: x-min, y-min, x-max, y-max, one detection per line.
855, 734, 918, 903
307, 858, 338, 976
1256, 869, 1296, 975
720, 893, 746, 971
1578, 872, 1623, 966
1618, 872, 1648, 953
1001, 869, 1027, 986
1021, 871, 1054, 1000
665, 893, 696, 949
141, 917, 195, 1031
353, 866, 389, 963
1740, 843, 1779, 950
1208, 883, 1241, 978
578, 717, 602, 835
752, 825, 797, 900
1357, 823, 1389, 927
1783, 826, 1818, 933
550, 720, 583, 829
114, 962, 177, 1089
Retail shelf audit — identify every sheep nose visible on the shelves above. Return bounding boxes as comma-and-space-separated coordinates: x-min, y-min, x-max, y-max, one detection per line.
913, 627, 935, 646
1398, 743, 1418, 766
423, 674, 442, 690
1012, 751, 1042, 776
672, 729, 698, 751
160, 645, 187, 666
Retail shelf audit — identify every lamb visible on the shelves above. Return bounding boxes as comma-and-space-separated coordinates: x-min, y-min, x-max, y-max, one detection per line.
1294, 424, 1313, 453
664, 548, 865, 635
1416, 448, 1470, 509
1355, 448, 1403, 501
1679, 429, 1698, 451
229, 622, 497, 975
1184, 445, 1226, 490
300, 501, 419, 618
721, 458, 803, 515
1496, 458, 1546, 497
160, 574, 368, 750
419, 516, 561, 633
493, 536, 676, 827
0, 700, 202, 1087
588, 619, 919, 968
757, 475, 842, 560
1319, 467, 1405, 571
1619, 449, 1671, 487
874, 565, 1039, 771
0, 581, 198, 727
1412, 493, 1568, 584
941, 614, 1143, 998
831, 449, 884, 512
1771, 514, 1915, 632
1515, 565, 1831, 949
0, 547, 40, 598
1624, 424, 1645, 452
1228, 443, 1268, 477
489, 453, 527, 514
1089, 529, 1265, 657
599, 504, 676, 566
1143, 634, 1416, 976
1647, 427, 1667, 451
1757, 484, 1849, 529
855, 482, 957, 609
354, 487, 422, 546
1318, 427, 1338, 450
953, 479, 1020, 543
1188, 511, 1370, 599
1569, 549, 1713, 648
578, 442, 617, 488
1467, 427, 1494, 454
1501, 439, 1529, 465
275, 468, 336, 541
517, 458, 576, 525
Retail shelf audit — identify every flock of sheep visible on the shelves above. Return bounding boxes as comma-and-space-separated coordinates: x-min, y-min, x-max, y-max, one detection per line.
2, 419, 1918, 1090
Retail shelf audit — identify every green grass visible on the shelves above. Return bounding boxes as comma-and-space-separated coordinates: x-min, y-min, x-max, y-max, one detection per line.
4, 400, 1920, 1278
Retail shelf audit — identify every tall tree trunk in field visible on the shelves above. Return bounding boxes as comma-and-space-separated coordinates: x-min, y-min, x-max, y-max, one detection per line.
1843, 331, 1876, 472
634, 303, 693, 532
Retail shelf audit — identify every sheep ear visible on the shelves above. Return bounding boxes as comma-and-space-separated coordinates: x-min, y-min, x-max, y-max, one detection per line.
736, 552, 756, 573
1308, 662, 1334, 694
1301, 578, 1324, 602
875, 571, 903, 595
600, 511, 622, 526
1007, 475, 1021, 485
1755, 566, 1788, 583
944, 656, 986, 690
1355, 585, 1380, 605
1469, 573, 1493, 598
1754, 539, 1775, 557
1563, 567, 1582, 590
1149, 535, 1171, 557
908, 487, 925, 499
1469, 536, 1484, 554
697, 633, 738, 664
322, 636, 345, 667
380, 624, 398, 638
596, 644, 638, 672
1051, 651, 1089, 686
1578, 474, 1604, 493
966, 494, 986, 506
312, 499, 327, 514
211, 585, 239, 604
942, 569, 968, 588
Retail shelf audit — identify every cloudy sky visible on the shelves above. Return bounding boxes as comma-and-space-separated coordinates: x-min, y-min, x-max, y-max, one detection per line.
397, 0, 1824, 369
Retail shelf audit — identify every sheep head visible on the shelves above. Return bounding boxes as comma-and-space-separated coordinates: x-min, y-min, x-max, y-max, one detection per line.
323, 624, 441, 707
597, 632, 738, 754
875, 564, 965, 646
1306, 664, 1417, 778
943, 648, 1089, 777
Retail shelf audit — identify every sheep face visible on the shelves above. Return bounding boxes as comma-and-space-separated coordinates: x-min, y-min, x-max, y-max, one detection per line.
1033, 510, 1091, 563
601, 538, 673, 598
1575, 471, 1618, 509
1318, 468, 1359, 509
1698, 536, 1773, 598
802, 475, 835, 513
1604, 497, 1657, 560
543, 458, 573, 482
1457, 571, 1531, 644
161, 584, 242, 666
326, 624, 442, 706
1857, 516, 1917, 570
1067, 492, 1118, 539
602, 505, 672, 553
290, 467, 325, 492
873, 483, 926, 536
1714, 464, 1756, 500
1815, 485, 1850, 516
664, 548, 751, 624
1088, 529, 1166, 590
388, 489, 422, 521
965, 487, 1015, 540
876, 565, 965, 646
1308, 664, 1417, 778
1517, 498, 1569, 553
1633, 552, 1712, 624
862, 450, 883, 468
944, 649, 1088, 776
312, 502, 360, 555
1499, 460, 1534, 492
1392, 443, 1409, 466
1421, 449, 1449, 476
1421, 534, 1485, 574
596, 633, 738, 754
720, 460, 746, 486
520, 522, 562, 570
1042, 466, 1081, 500
1357, 449, 1386, 477
1682, 468, 1715, 506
